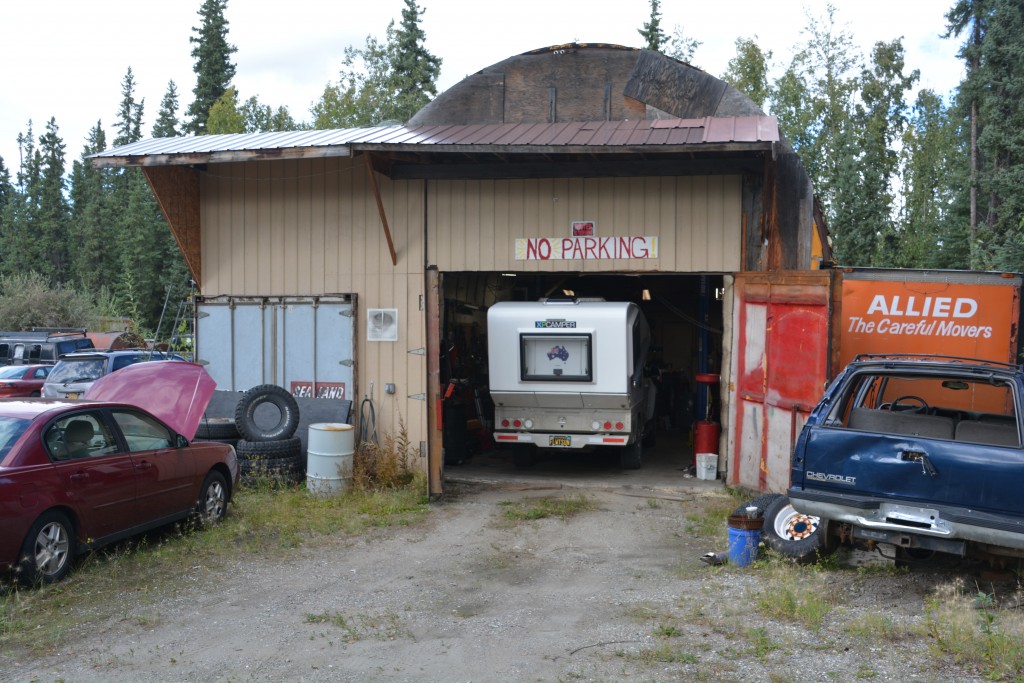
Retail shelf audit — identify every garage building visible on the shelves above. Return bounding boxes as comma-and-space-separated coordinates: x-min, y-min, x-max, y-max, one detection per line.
92, 44, 829, 495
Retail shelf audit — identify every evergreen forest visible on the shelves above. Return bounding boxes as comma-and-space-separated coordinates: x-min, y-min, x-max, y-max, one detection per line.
0, 0, 1019, 333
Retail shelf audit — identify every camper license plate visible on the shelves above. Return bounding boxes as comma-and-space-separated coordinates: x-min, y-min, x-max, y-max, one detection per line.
66, 393, 79, 399
549, 435, 571, 448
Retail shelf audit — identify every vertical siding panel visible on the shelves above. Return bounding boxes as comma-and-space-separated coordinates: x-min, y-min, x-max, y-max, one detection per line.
679, 178, 696, 270
219, 165, 231, 291
452, 180, 468, 270
310, 158, 326, 293
707, 176, 726, 271
340, 159, 356, 293
268, 162, 282, 292
242, 164, 258, 291
256, 163, 272, 292
724, 176, 742, 271
522, 179, 539, 273
410, 180, 426, 271
658, 177, 677, 272
324, 159, 340, 292
594, 177, 614, 273
692, 176, 709, 270
509, 180, 526, 272
297, 159, 313, 294
493, 180, 510, 269
283, 161, 298, 294
611, 177, 630, 272
478, 179, 495, 270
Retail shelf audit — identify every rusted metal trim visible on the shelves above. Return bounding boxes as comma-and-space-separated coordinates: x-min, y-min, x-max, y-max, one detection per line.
425, 267, 443, 497
364, 153, 398, 266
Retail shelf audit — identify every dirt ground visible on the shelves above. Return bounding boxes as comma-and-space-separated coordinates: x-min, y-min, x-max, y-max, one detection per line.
2, 440, 1001, 682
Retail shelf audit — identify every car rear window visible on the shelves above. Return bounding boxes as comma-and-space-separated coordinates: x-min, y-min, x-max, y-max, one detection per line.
48, 359, 106, 383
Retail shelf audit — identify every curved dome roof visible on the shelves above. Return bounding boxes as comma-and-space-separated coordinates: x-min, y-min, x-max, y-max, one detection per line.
409, 43, 764, 127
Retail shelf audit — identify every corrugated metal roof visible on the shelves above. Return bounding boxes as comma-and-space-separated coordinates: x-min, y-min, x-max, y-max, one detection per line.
90, 116, 779, 164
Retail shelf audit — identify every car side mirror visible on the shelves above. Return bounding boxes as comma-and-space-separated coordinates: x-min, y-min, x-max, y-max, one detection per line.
176, 434, 189, 448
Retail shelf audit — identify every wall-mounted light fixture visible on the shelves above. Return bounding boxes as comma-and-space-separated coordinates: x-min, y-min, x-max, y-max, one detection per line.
642, 289, 652, 301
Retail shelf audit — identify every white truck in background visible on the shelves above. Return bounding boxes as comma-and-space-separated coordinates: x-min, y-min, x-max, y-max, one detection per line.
487, 298, 655, 469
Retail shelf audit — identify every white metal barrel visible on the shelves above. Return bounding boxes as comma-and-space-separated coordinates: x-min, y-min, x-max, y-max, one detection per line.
306, 423, 355, 495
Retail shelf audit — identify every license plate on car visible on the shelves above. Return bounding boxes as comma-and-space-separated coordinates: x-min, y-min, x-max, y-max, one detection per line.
548, 435, 571, 448
66, 393, 79, 399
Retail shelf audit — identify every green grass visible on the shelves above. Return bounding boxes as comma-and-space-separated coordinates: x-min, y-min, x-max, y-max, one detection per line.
0, 478, 429, 655
924, 580, 1024, 681
499, 493, 596, 522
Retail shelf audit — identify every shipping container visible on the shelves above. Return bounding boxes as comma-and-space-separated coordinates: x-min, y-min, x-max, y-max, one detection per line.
195, 295, 355, 398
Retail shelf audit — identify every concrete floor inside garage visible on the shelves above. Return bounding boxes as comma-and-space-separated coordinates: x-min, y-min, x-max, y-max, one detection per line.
442, 428, 727, 494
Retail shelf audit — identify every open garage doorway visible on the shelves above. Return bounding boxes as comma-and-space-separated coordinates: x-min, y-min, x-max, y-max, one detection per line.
438, 271, 726, 486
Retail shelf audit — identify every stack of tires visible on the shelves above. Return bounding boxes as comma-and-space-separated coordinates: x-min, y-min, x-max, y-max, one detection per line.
232, 385, 303, 486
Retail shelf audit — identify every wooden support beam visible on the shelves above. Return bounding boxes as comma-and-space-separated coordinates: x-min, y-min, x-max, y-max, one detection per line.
364, 153, 398, 266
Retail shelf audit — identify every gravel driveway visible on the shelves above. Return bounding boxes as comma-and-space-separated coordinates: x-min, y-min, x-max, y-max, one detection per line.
2, 451, 996, 683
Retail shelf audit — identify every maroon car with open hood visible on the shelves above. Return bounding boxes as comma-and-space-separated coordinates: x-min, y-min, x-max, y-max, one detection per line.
0, 361, 238, 584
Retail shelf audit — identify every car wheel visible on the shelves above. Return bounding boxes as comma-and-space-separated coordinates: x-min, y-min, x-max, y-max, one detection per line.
18, 511, 75, 585
762, 496, 831, 564
195, 471, 229, 526
619, 440, 642, 469
234, 385, 300, 442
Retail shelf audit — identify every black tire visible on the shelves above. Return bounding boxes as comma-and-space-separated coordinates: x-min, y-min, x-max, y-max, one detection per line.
196, 417, 240, 440
194, 471, 229, 527
619, 440, 642, 469
18, 510, 75, 585
236, 437, 303, 459
732, 493, 785, 518
762, 496, 830, 564
194, 437, 240, 448
234, 385, 300, 442
512, 445, 536, 468
641, 422, 657, 449
240, 453, 304, 473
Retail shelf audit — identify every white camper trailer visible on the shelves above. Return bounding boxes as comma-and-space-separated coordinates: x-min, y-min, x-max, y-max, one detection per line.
487, 298, 655, 469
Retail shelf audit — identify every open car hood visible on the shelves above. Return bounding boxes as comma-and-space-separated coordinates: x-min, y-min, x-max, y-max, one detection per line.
84, 361, 215, 441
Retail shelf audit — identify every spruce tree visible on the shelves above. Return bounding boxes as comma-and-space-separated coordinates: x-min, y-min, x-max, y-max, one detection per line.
312, 1, 442, 128
69, 123, 117, 292
34, 118, 72, 282
185, 0, 237, 135
638, 0, 667, 51
153, 80, 181, 138
392, 0, 442, 120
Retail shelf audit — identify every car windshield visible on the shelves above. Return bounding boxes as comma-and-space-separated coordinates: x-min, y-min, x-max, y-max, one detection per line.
0, 416, 31, 460
48, 359, 106, 383
0, 366, 28, 379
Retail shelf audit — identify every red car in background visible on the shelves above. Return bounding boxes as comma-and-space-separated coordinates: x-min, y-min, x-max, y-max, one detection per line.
0, 364, 51, 397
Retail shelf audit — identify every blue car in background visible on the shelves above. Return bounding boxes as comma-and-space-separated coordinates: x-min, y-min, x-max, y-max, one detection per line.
762, 354, 1024, 571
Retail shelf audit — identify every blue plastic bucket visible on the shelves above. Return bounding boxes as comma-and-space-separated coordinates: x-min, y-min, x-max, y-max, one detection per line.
727, 527, 761, 566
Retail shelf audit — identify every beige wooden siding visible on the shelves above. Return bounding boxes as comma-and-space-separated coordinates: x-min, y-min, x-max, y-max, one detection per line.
427, 175, 741, 273
199, 157, 427, 449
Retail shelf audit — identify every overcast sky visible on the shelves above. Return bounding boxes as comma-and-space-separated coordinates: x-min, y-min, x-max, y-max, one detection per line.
1, 0, 964, 174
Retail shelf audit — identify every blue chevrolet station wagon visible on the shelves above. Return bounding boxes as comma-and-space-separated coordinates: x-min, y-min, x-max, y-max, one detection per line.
763, 354, 1024, 570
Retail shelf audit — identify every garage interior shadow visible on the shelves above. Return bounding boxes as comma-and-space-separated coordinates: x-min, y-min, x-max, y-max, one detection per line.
443, 427, 721, 490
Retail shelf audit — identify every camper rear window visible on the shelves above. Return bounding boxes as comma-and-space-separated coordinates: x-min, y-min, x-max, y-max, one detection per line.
520, 333, 592, 382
